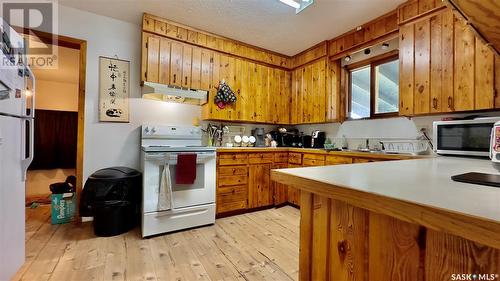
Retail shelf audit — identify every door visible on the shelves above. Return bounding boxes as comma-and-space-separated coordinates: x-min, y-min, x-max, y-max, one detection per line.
0, 115, 25, 281
272, 163, 288, 205
287, 164, 301, 206
248, 164, 272, 208
170, 42, 183, 87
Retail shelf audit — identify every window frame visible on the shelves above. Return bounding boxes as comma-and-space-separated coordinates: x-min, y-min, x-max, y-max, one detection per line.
347, 52, 399, 120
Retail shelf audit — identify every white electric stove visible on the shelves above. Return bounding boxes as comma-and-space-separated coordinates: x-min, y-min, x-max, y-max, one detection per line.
140, 124, 216, 237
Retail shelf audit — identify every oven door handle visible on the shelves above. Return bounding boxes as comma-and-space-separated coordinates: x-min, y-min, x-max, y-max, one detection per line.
144, 152, 215, 162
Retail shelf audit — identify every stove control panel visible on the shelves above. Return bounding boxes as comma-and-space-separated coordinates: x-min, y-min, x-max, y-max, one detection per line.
142, 125, 202, 139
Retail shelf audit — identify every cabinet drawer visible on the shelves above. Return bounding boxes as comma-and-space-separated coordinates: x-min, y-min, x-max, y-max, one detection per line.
325, 155, 353, 165
353, 158, 381, 163
303, 153, 325, 161
217, 185, 247, 213
288, 153, 302, 165
303, 158, 325, 166
248, 153, 274, 164
274, 152, 289, 163
218, 153, 248, 165
218, 175, 248, 186
218, 166, 248, 176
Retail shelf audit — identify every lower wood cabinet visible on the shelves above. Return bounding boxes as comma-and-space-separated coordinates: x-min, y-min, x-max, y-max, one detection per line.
272, 163, 289, 205
287, 164, 302, 206
216, 185, 247, 214
216, 151, 413, 216
248, 164, 273, 208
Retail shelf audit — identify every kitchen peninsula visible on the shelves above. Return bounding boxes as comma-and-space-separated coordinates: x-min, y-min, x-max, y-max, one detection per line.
271, 157, 500, 281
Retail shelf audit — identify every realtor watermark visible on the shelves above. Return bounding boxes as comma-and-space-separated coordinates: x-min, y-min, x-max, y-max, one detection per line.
0, 0, 58, 69
451, 273, 499, 280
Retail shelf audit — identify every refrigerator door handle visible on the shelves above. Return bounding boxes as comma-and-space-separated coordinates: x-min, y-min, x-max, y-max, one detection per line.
21, 118, 34, 180
25, 66, 35, 118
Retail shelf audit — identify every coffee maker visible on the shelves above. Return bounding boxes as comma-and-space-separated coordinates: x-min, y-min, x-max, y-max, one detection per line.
311, 130, 326, 148
251, 128, 266, 147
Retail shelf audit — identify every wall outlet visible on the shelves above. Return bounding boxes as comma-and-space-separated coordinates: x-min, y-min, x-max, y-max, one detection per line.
417, 125, 429, 134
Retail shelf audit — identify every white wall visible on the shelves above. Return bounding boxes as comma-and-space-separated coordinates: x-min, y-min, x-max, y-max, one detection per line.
34, 80, 79, 111
55, 5, 201, 180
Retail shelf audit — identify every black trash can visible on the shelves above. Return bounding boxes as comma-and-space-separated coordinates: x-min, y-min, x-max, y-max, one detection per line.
80, 167, 142, 237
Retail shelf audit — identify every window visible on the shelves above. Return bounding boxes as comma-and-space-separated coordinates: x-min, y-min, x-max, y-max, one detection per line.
348, 56, 399, 119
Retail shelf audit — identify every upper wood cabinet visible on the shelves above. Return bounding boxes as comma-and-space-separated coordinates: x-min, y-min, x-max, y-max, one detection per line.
142, 33, 212, 91
399, 9, 499, 116
201, 56, 291, 124
291, 58, 333, 124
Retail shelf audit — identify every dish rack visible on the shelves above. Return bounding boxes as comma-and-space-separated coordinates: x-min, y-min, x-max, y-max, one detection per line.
381, 140, 430, 155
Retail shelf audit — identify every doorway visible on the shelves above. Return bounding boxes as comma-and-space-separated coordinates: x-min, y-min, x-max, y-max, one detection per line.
19, 30, 87, 222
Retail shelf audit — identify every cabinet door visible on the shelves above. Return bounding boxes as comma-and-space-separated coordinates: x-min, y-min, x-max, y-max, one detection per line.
191, 47, 202, 90
200, 49, 212, 91
248, 164, 272, 208
268, 68, 279, 123
312, 59, 326, 122
158, 38, 171, 85
474, 38, 495, 109
146, 35, 160, 83
182, 45, 193, 88
287, 164, 301, 206
399, 24, 415, 115
170, 41, 183, 87
414, 19, 431, 114
453, 16, 475, 111
272, 163, 288, 205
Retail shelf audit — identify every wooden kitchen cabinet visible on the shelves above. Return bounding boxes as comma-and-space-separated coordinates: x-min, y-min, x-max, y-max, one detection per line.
325, 155, 353, 165
142, 33, 212, 91
291, 58, 328, 124
399, 9, 498, 116
302, 153, 326, 166
202, 57, 292, 124
272, 163, 289, 205
248, 164, 273, 208
287, 164, 302, 206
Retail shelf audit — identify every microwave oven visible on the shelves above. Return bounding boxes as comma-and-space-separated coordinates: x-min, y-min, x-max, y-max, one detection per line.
433, 117, 500, 157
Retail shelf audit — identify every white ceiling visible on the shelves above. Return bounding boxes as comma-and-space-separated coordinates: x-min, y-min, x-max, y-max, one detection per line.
59, 0, 405, 56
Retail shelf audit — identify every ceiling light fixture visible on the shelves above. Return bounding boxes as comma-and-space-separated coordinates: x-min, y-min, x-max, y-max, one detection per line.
278, 0, 314, 14
279, 0, 300, 9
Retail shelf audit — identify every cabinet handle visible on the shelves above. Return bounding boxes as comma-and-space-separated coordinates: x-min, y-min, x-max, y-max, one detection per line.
432, 98, 437, 109
184, 76, 188, 85
173, 74, 176, 83
447, 96, 453, 109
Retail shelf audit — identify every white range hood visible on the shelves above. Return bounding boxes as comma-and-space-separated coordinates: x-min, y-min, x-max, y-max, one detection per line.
142, 81, 208, 105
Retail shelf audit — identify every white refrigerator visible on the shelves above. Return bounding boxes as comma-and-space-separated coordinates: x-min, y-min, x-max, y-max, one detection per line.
0, 18, 35, 281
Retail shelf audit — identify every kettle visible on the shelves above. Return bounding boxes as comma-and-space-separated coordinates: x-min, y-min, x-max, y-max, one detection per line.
491, 121, 500, 171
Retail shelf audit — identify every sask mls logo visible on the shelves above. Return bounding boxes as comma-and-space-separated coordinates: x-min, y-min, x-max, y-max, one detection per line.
1, 0, 58, 69
451, 274, 499, 280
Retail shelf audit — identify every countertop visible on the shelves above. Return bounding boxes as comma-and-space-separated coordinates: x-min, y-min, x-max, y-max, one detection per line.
271, 156, 500, 248
216, 147, 421, 160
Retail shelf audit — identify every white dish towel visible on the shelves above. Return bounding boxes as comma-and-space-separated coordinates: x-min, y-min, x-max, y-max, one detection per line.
157, 155, 173, 211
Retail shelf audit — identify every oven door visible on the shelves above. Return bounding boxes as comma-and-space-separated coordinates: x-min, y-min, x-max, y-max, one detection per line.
142, 151, 216, 213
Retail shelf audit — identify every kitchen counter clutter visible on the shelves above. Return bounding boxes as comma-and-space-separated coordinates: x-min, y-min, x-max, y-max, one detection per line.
271, 157, 500, 280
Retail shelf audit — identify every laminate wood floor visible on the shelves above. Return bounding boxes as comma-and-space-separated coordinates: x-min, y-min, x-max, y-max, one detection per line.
14, 205, 299, 281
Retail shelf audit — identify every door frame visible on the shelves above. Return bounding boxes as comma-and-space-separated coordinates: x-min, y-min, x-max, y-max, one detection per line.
17, 28, 87, 222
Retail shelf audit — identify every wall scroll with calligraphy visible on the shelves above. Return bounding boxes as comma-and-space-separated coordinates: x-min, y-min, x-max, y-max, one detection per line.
99, 56, 130, 122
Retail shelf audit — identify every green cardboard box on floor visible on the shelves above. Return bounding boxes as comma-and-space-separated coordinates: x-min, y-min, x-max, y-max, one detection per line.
51, 193, 76, 224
